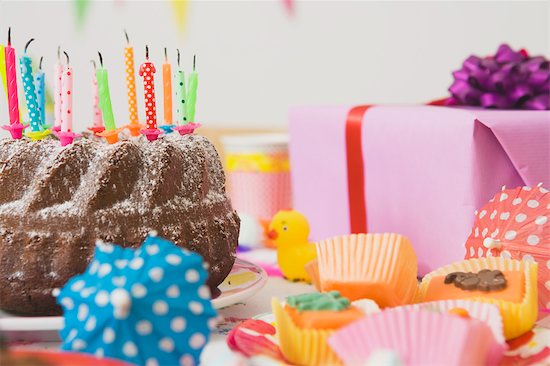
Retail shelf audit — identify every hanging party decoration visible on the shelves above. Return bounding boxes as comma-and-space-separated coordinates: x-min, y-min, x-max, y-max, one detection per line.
87, 60, 105, 134
171, 0, 189, 33
2, 28, 28, 139
57, 233, 217, 366
21, 39, 51, 141
139, 46, 162, 142
159, 47, 175, 134
448, 44, 550, 110
123, 30, 141, 137
96, 52, 123, 144
174, 54, 201, 136
54, 52, 81, 146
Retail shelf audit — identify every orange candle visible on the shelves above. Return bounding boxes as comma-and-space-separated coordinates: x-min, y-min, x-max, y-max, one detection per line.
162, 47, 172, 125
124, 31, 139, 133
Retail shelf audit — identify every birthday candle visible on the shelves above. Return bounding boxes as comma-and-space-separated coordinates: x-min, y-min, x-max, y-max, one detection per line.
139, 46, 158, 130
174, 49, 187, 125
19, 39, 42, 132
0, 44, 7, 103
54, 47, 63, 130
186, 55, 198, 123
5, 28, 20, 126
90, 61, 103, 128
162, 47, 172, 125
124, 31, 138, 127
61, 52, 73, 132
34, 56, 46, 127
96, 52, 116, 131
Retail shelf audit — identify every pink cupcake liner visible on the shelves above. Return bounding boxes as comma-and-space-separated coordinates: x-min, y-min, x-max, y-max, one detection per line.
328, 307, 505, 366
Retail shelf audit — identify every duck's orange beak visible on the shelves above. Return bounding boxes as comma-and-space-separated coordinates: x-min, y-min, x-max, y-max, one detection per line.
267, 229, 278, 240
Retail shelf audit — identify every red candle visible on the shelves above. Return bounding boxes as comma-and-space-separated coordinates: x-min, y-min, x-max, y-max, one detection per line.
139, 46, 158, 130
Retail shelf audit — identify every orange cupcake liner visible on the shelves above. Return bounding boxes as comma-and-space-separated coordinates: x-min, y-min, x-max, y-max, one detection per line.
316, 233, 418, 306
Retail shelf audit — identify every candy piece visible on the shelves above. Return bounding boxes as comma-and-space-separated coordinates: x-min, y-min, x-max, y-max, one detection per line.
445, 270, 507, 292
287, 291, 349, 312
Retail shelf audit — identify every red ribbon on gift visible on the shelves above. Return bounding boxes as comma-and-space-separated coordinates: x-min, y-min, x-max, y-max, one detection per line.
345, 106, 373, 234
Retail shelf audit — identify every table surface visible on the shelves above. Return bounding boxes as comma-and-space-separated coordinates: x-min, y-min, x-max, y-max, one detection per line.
202, 277, 313, 365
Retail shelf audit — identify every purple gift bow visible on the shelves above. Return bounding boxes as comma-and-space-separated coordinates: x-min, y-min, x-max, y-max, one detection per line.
448, 44, 549, 110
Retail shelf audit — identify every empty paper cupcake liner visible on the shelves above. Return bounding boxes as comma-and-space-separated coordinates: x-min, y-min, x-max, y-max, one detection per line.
328, 307, 504, 366
316, 233, 418, 305
417, 257, 538, 340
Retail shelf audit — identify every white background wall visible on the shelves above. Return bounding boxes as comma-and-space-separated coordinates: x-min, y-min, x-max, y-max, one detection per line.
0, 1, 548, 134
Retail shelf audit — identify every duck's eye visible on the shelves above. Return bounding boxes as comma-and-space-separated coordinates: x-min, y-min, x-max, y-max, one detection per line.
282, 226, 288, 231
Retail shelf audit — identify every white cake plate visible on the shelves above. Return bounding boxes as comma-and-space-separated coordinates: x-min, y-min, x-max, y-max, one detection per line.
0, 258, 267, 342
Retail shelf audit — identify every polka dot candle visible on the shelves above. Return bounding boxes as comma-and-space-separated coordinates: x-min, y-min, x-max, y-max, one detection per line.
19, 39, 41, 132
61, 60, 73, 132
124, 32, 139, 129
91, 69, 103, 128
139, 47, 158, 130
175, 49, 187, 125
54, 47, 63, 131
34, 57, 46, 128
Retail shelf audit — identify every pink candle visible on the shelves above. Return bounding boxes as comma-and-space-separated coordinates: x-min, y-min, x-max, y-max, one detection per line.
5, 29, 19, 125
139, 46, 158, 130
54, 47, 63, 130
61, 52, 73, 132
92, 67, 103, 127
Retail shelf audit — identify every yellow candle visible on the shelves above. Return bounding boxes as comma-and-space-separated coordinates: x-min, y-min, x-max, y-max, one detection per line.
124, 31, 138, 127
0, 44, 8, 102
163, 47, 173, 125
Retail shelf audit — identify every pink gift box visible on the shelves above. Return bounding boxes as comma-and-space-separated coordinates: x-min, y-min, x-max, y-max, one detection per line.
289, 105, 550, 275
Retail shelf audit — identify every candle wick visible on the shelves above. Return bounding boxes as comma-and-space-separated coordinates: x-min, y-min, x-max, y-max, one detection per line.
39, 56, 43, 70
57, 46, 61, 61
146, 45, 149, 60
164, 47, 168, 62
63, 51, 70, 66
7, 27, 11, 46
124, 29, 130, 45
90, 60, 96, 70
24, 38, 35, 54
177, 49, 180, 67
98, 52, 103, 67
193, 54, 196, 71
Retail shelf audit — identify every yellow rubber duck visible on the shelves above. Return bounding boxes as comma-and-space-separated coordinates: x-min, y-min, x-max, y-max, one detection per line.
267, 210, 317, 283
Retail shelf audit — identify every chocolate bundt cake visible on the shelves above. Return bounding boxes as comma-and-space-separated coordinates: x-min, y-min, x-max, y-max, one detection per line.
0, 134, 240, 315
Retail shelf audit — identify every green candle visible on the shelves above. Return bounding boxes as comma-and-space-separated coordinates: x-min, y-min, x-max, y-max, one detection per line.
96, 53, 116, 131
185, 55, 198, 123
